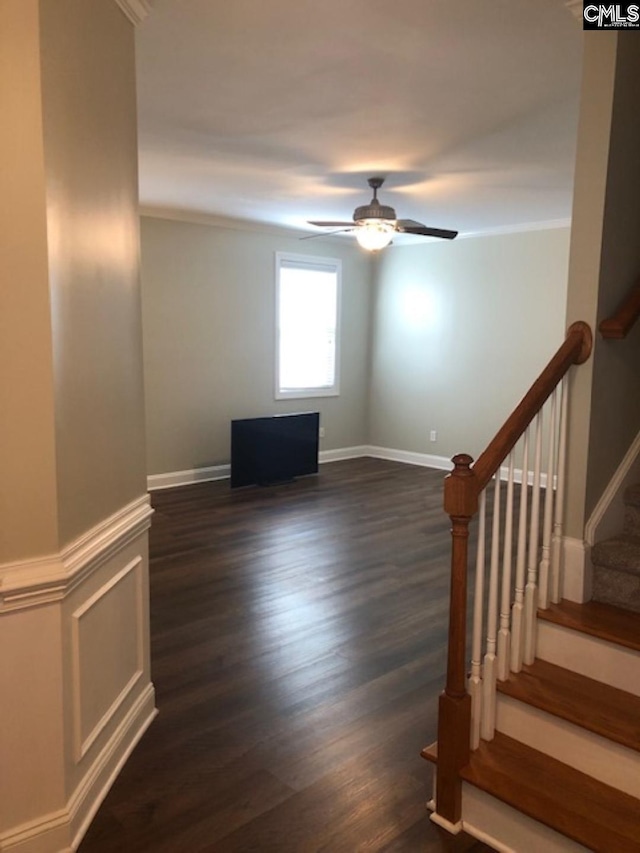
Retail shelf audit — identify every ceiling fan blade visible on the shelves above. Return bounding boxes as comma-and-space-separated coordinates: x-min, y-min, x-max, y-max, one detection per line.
300, 228, 354, 240
307, 220, 356, 227
395, 219, 427, 229
396, 220, 458, 240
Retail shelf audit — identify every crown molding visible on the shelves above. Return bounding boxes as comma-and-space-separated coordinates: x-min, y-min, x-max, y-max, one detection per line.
114, 0, 152, 26
139, 205, 359, 246
140, 205, 307, 237
140, 205, 571, 247
457, 217, 572, 241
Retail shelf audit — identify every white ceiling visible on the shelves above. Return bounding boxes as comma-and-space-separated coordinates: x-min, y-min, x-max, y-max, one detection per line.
136, 0, 583, 240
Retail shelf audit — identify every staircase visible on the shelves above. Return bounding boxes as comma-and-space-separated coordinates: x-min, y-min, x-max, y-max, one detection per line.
592, 484, 640, 614
425, 313, 640, 851
424, 567, 640, 852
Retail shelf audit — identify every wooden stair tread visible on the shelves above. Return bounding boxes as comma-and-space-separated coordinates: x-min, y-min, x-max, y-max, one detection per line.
497, 658, 640, 752
538, 599, 640, 652
461, 733, 640, 852
421, 741, 437, 764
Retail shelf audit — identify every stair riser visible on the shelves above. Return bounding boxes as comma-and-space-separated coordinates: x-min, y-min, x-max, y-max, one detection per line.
495, 694, 640, 798
457, 784, 590, 853
593, 566, 640, 613
536, 620, 640, 696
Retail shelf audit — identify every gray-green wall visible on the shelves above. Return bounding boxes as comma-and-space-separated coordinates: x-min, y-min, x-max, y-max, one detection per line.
369, 228, 570, 460
140, 218, 571, 477
140, 216, 374, 475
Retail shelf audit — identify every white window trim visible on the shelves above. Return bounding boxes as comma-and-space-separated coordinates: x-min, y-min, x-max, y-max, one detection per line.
275, 252, 342, 401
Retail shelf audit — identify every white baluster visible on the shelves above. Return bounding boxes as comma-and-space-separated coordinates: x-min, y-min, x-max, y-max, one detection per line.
469, 490, 486, 750
538, 391, 557, 609
550, 378, 568, 604
510, 429, 529, 673
481, 475, 500, 741
524, 413, 543, 665
497, 453, 515, 681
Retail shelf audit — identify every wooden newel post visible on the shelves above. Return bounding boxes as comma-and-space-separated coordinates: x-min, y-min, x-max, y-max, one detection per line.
436, 453, 478, 826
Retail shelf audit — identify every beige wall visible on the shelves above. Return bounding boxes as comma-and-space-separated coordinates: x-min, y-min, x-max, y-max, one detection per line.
140, 216, 374, 475
0, 0, 59, 562
1, 0, 147, 559
369, 228, 570, 461
40, 0, 147, 546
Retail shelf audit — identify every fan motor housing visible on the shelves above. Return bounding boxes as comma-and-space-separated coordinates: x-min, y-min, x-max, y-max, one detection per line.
353, 202, 396, 223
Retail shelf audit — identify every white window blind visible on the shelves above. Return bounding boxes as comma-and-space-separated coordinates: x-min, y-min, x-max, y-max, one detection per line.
275, 253, 341, 399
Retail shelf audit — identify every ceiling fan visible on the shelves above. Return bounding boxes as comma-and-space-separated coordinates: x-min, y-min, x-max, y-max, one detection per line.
306, 176, 458, 251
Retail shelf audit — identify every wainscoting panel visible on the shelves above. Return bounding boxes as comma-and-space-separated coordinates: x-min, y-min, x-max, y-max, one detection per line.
0, 497, 156, 853
71, 558, 144, 761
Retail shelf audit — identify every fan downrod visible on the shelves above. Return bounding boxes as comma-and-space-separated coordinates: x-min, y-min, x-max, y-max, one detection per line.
355, 176, 394, 222
367, 176, 385, 200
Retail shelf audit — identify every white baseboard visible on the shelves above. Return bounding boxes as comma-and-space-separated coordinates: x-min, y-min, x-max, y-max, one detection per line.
1, 809, 71, 853
69, 686, 157, 851
0, 499, 156, 853
318, 445, 371, 463
0, 687, 157, 853
366, 445, 451, 470
146, 445, 452, 491
368, 446, 553, 487
146, 445, 558, 492
428, 811, 463, 835
146, 450, 372, 491
147, 464, 231, 490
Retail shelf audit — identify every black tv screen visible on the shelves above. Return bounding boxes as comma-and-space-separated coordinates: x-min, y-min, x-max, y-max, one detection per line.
230, 412, 319, 488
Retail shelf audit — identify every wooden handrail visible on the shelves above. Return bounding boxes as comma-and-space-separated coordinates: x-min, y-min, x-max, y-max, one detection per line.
435, 319, 593, 826
473, 321, 593, 491
599, 278, 640, 339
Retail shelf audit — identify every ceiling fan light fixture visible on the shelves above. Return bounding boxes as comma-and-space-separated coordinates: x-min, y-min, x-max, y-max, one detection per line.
304, 176, 458, 246
355, 219, 395, 251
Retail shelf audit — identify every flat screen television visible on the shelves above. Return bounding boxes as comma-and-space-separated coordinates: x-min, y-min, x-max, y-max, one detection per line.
230, 412, 320, 488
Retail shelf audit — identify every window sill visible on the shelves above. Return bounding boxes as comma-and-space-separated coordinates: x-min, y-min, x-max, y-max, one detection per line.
275, 388, 340, 401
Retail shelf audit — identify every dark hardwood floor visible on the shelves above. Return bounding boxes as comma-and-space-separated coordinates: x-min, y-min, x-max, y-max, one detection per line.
79, 458, 494, 852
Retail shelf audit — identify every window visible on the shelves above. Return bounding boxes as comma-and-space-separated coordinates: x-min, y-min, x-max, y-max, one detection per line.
275, 252, 341, 400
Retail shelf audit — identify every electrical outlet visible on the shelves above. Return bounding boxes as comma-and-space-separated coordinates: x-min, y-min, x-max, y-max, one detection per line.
430, 430, 437, 442
319, 427, 325, 438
